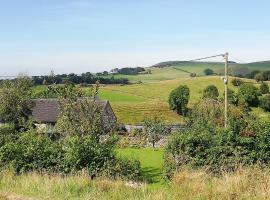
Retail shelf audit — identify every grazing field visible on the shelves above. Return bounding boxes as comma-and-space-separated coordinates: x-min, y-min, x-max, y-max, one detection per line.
31, 63, 270, 124
99, 76, 265, 124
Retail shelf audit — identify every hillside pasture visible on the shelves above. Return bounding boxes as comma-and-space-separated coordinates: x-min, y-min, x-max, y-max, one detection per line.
98, 76, 238, 124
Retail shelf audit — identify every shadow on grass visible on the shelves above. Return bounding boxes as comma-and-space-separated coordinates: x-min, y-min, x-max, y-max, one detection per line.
142, 167, 162, 183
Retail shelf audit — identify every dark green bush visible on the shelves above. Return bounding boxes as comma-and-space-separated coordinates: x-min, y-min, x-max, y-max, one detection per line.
104, 157, 142, 181
238, 83, 259, 107
260, 82, 269, 94
0, 130, 63, 173
0, 124, 18, 147
0, 131, 142, 181
168, 85, 190, 116
62, 135, 116, 174
164, 100, 270, 179
260, 94, 270, 111
231, 78, 243, 87
203, 85, 219, 100
204, 68, 214, 75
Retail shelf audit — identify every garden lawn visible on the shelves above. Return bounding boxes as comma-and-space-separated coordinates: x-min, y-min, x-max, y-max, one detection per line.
117, 148, 164, 185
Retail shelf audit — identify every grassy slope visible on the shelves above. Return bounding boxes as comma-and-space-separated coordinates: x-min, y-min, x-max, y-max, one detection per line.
98, 76, 268, 124
32, 62, 270, 124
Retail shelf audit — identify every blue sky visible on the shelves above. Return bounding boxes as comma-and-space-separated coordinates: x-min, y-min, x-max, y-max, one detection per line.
0, 0, 270, 75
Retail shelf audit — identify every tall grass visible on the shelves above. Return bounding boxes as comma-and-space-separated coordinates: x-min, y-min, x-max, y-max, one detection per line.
0, 167, 269, 200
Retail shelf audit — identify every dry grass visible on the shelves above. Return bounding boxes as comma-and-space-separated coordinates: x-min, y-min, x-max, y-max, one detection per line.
0, 167, 269, 200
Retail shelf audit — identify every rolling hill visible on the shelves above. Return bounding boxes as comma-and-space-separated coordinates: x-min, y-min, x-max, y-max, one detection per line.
107, 60, 270, 83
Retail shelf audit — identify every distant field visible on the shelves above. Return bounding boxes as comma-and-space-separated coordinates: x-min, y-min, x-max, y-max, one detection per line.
98, 76, 241, 124
31, 62, 270, 124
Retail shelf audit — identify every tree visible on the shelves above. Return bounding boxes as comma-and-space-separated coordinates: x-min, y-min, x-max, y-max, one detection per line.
143, 117, 170, 148
54, 84, 113, 138
0, 76, 33, 129
231, 78, 243, 86
203, 85, 219, 100
238, 83, 259, 107
260, 94, 270, 111
168, 85, 190, 116
255, 72, 264, 82
204, 68, 214, 75
260, 82, 269, 94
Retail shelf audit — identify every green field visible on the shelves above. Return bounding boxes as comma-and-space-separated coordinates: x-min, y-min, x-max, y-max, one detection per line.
118, 148, 164, 184
98, 76, 269, 124
31, 62, 270, 124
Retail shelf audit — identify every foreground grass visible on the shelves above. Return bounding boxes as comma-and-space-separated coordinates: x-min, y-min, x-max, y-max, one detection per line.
0, 167, 269, 200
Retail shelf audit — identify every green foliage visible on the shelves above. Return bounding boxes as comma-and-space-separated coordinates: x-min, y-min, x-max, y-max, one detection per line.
55, 84, 115, 137
62, 135, 116, 173
260, 94, 270, 112
203, 68, 214, 75
231, 78, 243, 86
168, 85, 190, 116
202, 85, 219, 99
227, 89, 238, 105
0, 76, 33, 129
164, 99, 270, 179
0, 130, 63, 173
143, 117, 170, 148
33, 83, 83, 99
260, 82, 269, 94
0, 124, 18, 148
238, 83, 260, 107
104, 157, 142, 181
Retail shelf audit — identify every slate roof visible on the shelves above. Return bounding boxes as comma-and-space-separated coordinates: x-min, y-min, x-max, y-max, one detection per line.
31, 98, 110, 123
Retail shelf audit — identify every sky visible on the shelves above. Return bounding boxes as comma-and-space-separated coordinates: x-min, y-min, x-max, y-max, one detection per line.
0, 0, 270, 76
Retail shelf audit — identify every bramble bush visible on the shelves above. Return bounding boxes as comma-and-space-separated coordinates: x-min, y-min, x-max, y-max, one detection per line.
238, 83, 260, 107
260, 94, 270, 112
164, 100, 270, 179
260, 82, 269, 94
0, 130, 63, 173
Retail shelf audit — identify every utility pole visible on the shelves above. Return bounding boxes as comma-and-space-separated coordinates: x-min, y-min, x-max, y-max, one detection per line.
224, 52, 229, 128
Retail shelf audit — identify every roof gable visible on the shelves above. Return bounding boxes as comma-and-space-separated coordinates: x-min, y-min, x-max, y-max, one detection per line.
31, 98, 112, 123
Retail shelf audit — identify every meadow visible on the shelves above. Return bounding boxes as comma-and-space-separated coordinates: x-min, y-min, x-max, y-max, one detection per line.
32, 63, 270, 124
98, 74, 269, 124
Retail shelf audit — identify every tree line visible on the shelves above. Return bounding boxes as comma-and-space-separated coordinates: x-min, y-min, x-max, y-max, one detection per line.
30, 72, 129, 85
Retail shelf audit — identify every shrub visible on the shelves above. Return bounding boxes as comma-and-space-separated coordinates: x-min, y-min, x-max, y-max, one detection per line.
260, 82, 269, 94
227, 89, 238, 105
231, 78, 243, 86
104, 157, 142, 181
0, 124, 18, 148
260, 94, 270, 111
62, 135, 117, 174
164, 120, 270, 179
169, 85, 190, 116
204, 68, 214, 75
0, 130, 63, 173
255, 72, 264, 82
0, 76, 33, 129
238, 83, 259, 107
202, 85, 219, 100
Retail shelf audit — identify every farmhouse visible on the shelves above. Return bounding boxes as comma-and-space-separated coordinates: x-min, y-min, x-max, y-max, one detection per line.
31, 98, 117, 132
